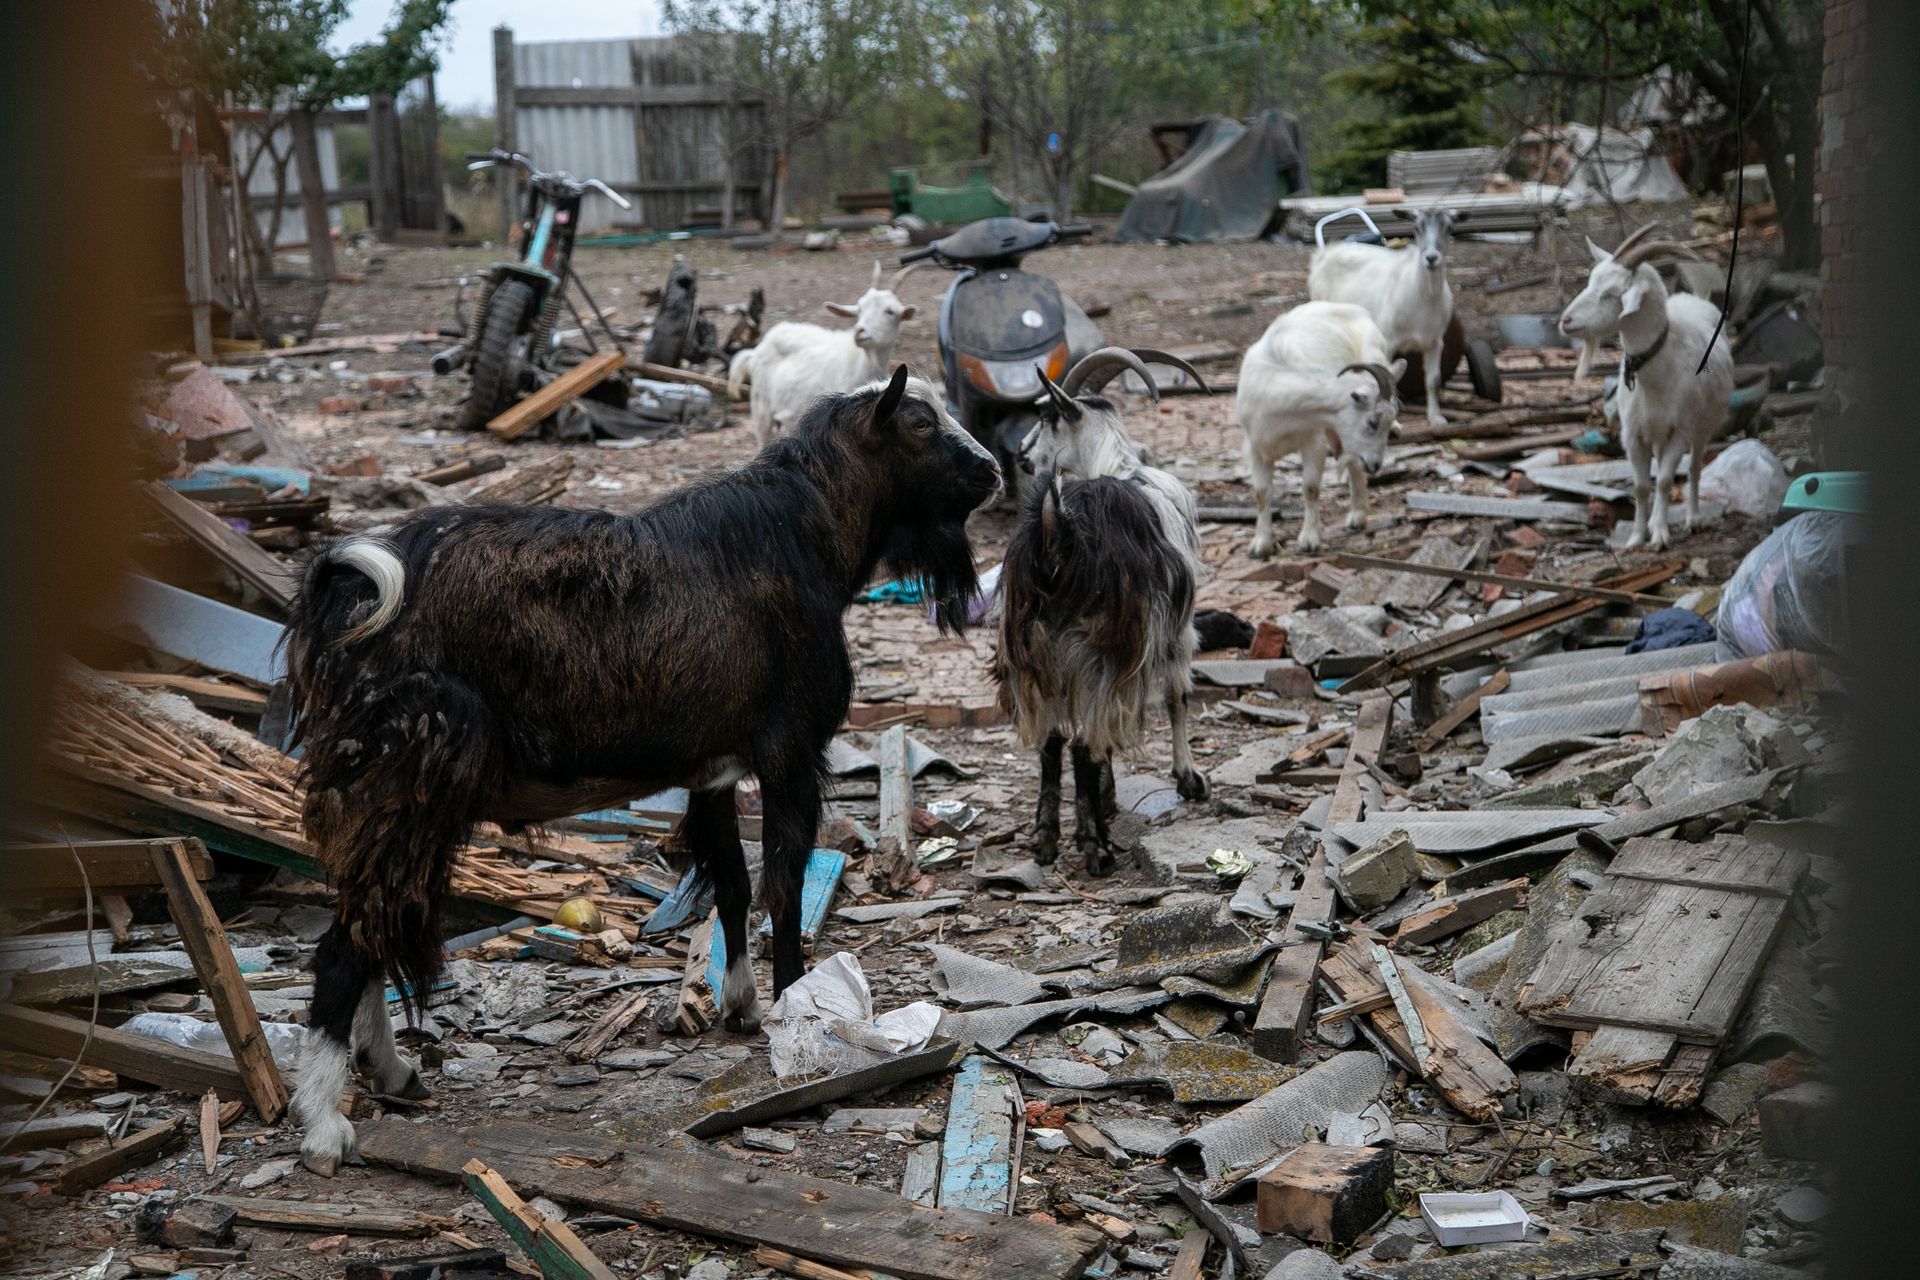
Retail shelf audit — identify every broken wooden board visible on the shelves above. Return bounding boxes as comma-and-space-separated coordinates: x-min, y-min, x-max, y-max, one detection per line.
1329, 696, 1394, 826
1320, 938, 1515, 1119
142, 482, 294, 609
1518, 834, 1805, 1044
1404, 492, 1590, 522
1394, 878, 1529, 947
1564, 1025, 1714, 1107
938, 1055, 1018, 1215
1252, 830, 1340, 1062
1333, 553, 1668, 608
463, 1160, 619, 1280
96, 672, 270, 717
54, 1116, 188, 1195
1414, 669, 1510, 753
1368, 1229, 1665, 1279
199, 1194, 441, 1236
358, 1117, 1104, 1280
0, 1004, 246, 1100
1333, 537, 1474, 611
151, 839, 289, 1122
1, 838, 212, 892
627, 359, 733, 398
1339, 562, 1683, 692
489, 352, 626, 440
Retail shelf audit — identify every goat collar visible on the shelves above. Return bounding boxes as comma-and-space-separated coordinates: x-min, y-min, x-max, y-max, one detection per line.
1622, 322, 1670, 390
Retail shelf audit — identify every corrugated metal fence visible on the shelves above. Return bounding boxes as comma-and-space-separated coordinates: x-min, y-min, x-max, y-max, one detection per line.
499, 29, 768, 233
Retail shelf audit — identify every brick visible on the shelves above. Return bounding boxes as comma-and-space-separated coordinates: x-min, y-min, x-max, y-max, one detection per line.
1492, 548, 1537, 579
1256, 1143, 1395, 1244
1263, 660, 1319, 700
1760, 1081, 1834, 1161
317, 395, 361, 415
1249, 621, 1289, 661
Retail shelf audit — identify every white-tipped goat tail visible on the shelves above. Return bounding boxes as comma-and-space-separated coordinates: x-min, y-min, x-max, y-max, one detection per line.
330, 538, 407, 645
727, 348, 754, 400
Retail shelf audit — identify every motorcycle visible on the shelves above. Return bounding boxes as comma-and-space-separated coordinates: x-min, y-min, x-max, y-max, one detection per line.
899, 217, 1108, 492
438, 149, 632, 432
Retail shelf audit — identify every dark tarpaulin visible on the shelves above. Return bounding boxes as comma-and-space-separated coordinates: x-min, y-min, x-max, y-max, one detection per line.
1115, 109, 1309, 244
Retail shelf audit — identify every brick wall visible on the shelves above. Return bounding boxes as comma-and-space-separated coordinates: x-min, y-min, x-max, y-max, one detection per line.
1819, 0, 1867, 378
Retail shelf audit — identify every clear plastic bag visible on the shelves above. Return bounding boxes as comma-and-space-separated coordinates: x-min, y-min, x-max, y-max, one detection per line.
119, 1011, 307, 1069
1699, 439, 1789, 519
1715, 511, 1864, 664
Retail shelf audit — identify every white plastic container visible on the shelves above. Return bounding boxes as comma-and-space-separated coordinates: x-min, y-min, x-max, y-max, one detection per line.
1417, 1191, 1530, 1246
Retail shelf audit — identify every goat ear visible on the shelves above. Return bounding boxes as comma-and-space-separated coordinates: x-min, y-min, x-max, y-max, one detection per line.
1389, 357, 1408, 382
825, 301, 858, 318
1586, 236, 1612, 266
897, 304, 917, 321
1038, 371, 1082, 424
1038, 475, 1062, 546
872, 364, 911, 427
1619, 266, 1659, 318
1449, 208, 1468, 226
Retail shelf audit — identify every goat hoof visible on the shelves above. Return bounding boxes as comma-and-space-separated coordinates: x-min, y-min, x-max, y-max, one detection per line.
300, 1114, 358, 1178
1248, 538, 1275, 560
724, 1010, 763, 1035
1034, 833, 1060, 866
1084, 847, 1116, 878
1345, 510, 1367, 532
1175, 768, 1209, 802
394, 1068, 431, 1101
1295, 535, 1323, 554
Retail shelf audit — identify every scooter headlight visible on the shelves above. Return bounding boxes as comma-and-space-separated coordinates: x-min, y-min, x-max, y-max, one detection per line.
960, 345, 1068, 398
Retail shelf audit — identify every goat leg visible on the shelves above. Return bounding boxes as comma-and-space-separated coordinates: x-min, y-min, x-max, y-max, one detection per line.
691, 786, 763, 1034
295, 923, 375, 1176
1099, 756, 1118, 818
757, 749, 822, 999
1071, 739, 1116, 877
1034, 732, 1065, 866
1168, 690, 1209, 801
354, 979, 427, 1100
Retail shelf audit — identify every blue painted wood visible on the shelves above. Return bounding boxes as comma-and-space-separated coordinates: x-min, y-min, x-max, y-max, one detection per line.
639, 867, 711, 935
937, 1055, 1017, 1215
711, 849, 848, 998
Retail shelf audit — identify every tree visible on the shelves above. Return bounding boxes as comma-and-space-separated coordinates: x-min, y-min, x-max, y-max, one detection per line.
663, 0, 902, 233
1252, 0, 1825, 268
1316, 19, 1491, 192
145, 0, 453, 279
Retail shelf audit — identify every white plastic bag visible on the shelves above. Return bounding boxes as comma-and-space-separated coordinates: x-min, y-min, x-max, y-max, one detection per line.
1699, 439, 1788, 519
762, 951, 941, 1077
1715, 511, 1863, 663
120, 1012, 307, 1069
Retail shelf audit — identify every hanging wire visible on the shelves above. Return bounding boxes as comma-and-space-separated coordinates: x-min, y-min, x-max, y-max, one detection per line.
1697, 0, 1756, 373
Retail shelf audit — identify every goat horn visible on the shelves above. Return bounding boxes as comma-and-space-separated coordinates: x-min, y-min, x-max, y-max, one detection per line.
1037, 369, 1081, 422
1615, 239, 1705, 270
869, 261, 884, 290
1338, 362, 1398, 404
888, 261, 926, 293
1060, 346, 1213, 403
1609, 223, 1658, 261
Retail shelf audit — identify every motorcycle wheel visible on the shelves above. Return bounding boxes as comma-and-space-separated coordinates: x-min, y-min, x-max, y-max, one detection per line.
456, 279, 537, 433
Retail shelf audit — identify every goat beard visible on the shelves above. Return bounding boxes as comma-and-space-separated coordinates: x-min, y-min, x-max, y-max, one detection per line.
880, 516, 981, 633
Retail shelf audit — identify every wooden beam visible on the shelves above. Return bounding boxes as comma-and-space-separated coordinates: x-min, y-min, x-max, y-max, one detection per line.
489, 351, 626, 439
199, 1195, 439, 1237
1, 838, 212, 892
1329, 695, 1394, 826
937, 1056, 1017, 1214
1412, 668, 1511, 753
1393, 878, 1529, 947
142, 483, 294, 609
463, 1160, 619, 1280
53, 1115, 187, 1196
151, 840, 289, 1122
1167, 1230, 1209, 1280
98, 672, 269, 716
360, 1117, 1105, 1280
1251, 841, 1339, 1062
1332, 553, 1669, 607
754, 1247, 873, 1280
626, 359, 735, 398
0, 1004, 246, 1100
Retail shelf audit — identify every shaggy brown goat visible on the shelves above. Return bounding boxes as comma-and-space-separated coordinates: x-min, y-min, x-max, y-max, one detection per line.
281, 367, 998, 1173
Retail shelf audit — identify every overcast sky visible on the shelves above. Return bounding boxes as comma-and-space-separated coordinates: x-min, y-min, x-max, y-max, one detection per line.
331, 1, 666, 113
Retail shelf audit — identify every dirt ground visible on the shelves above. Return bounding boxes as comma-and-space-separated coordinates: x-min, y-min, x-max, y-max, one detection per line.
9, 223, 1834, 1280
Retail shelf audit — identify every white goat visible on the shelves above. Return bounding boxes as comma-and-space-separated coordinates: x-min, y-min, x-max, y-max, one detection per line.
727, 261, 921, 447
1016, 347, 1214, 809
1308, 208, 1461, 425
1559, 229, 1733, 549
1234, 302, 1406, 557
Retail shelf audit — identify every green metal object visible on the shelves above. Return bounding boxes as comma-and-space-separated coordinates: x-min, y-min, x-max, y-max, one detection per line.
1781, 471, 1866, 516
890, 163, 1012, 224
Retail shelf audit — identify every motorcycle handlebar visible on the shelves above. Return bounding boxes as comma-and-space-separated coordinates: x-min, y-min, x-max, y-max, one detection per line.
1057, 223, 1094, 240
898, 246, 939, 264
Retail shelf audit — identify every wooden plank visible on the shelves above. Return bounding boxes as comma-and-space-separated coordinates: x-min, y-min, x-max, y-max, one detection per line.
1, 838, 212, 891
1329, 696, 1393, 826
938, 1055, 1017, 1215
463, 1160, 619, 1280
1251, 839, 1339, 1062
1167, 1229, 1209, 1280
488, 351, 625, 439
1412, 668, 1510, 753
1449, 427, 1589, 461
1606, 835, 1806, 897
150, 840, 289, 1122
1333, 553, 1668, 608
901, 1143, 941, 1206
0, 1004, 246, 1100
142, 483, 294, 608
627, 359, 735, 398
53, 1116, 187, 1195
1566, 1025, 1677, 1104
565, 988, 650, 1064
1393, 878, 1529, 947
101, 672, 271, 716
754, 1247, 872, 1280
359, 1117, 1105, 1280
672, 915, 716, 1036
199, 1194, 438, 1237
1339, 562, 1683, 693
415, 455, 507, 486
1405, 492, 1590, 522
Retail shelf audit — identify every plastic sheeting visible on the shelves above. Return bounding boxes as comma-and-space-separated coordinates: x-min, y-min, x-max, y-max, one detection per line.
1716, 511, 1865, 664
1516, 123, 1689, 209
1115, 109, 1308, 244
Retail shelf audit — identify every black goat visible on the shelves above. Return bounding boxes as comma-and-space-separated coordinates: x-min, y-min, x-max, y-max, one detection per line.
993, 470, 1197, 875
282, 367, 999, 1173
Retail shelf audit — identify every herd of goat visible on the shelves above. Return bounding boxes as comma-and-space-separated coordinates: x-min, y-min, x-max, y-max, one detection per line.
279, 217, 1733, 1172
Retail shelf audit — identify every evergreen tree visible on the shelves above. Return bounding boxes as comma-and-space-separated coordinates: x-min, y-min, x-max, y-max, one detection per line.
1316, 18, 1490, 192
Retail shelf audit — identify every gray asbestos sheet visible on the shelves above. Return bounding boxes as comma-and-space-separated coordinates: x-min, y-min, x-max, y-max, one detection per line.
937, 987, 1171, 1051
1500, 641, 1718, 696
980, 1046, 1112, 1090
1481, 692, 1644, 745
1404, 492, 1590, 522
927, 944, 1062, 1009
1098, 1116, 1183, 1157
1162, 1050, 1393, 1194
99, 573, 286, 684
1327, 808, 1611, 855
683, 1040, 969, 1137
836, 896, 964, 923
